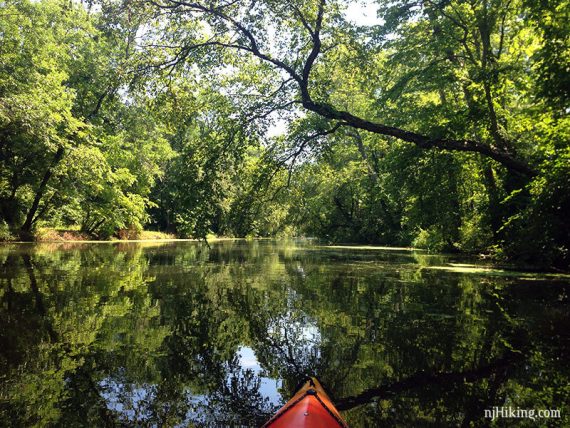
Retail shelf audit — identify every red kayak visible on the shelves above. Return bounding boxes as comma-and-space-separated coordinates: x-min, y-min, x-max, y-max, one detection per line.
262, 377, 349, 427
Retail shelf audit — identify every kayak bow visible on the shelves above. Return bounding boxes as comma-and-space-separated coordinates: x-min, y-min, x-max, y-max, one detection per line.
262, 377, 349, 428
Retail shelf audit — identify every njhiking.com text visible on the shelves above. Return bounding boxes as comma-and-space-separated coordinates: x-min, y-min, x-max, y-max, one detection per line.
484, 406, 561, 421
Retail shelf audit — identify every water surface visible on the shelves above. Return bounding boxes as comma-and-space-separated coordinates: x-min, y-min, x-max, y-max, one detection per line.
0, 240, 568, 426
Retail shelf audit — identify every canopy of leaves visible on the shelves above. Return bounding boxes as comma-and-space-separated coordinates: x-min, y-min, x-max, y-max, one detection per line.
0, 0, 568, 267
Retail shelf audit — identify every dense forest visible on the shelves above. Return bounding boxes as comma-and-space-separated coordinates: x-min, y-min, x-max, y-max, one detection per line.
0, 0, 568, 267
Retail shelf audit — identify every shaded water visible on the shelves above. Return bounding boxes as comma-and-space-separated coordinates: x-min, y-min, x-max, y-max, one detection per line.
0, 240, 568, 427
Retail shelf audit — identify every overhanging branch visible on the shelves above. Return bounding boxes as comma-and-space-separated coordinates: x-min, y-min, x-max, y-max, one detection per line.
150, 0, 537, 177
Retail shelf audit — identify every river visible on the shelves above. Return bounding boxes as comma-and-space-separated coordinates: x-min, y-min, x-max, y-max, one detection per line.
0, 240, 568, 426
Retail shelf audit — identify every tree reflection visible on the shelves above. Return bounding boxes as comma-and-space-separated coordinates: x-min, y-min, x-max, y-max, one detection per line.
0, 241, 568, 426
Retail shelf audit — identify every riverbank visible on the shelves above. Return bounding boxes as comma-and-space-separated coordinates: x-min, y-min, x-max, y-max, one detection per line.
1, 235, 567, 274
0, 227, 257, 245
0, 227, 180, 243
38, 229, 179, 242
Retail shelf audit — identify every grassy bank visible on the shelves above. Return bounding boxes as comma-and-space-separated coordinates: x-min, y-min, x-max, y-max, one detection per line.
0, 227, 178, 243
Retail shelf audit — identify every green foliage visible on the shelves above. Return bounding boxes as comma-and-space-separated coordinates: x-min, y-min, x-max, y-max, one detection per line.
502, 149, 570, 268
525, 0, 570, 110
0, 220, 15, 241
412, 227, 448, 253
0, 0, 89, 229
0, 0, 172, 238
0, 0, 568, 268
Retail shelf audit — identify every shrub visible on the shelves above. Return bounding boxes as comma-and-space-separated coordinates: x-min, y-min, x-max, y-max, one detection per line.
412, 227, 448, 252
0, 221, 15, 241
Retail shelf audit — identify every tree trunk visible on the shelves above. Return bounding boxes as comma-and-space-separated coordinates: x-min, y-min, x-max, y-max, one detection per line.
482, 163, 502, 238
350, 130, 379, 183
20, 146, 65, 235
349, 130, 401, 235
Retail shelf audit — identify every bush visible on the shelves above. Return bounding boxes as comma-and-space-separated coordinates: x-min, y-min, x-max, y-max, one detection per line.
0, 221, 15, 241
116, 224, 143, 240
412, 227, 449, 252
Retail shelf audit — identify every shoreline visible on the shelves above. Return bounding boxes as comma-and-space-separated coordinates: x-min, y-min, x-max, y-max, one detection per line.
0, 237, 243, 244
1, 238, 567, 274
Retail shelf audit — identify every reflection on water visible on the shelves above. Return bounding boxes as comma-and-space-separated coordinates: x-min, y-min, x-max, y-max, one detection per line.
0, 240, 568, 427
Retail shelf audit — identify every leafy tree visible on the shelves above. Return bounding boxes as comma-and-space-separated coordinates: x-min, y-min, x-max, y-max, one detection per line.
0, 0, 172, 238
1, 0, 567, 266
122, 0, 567, 264
137, 0, 540, 175
0, 0, 90, 234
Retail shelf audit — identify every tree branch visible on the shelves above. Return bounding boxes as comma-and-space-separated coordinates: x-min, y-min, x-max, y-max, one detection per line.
150, 0, 536, 177
300, 99, 535, 177
301, 0, 325, 87
292, 4, 315, 37
160, 0, 304, 83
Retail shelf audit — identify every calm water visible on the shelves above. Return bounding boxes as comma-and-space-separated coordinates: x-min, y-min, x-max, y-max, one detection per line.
0, 240, 568, 427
